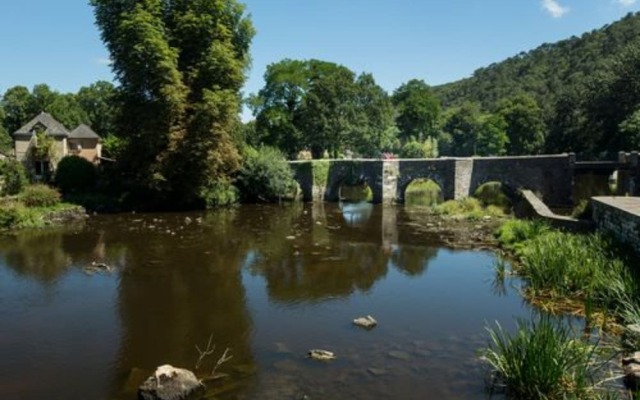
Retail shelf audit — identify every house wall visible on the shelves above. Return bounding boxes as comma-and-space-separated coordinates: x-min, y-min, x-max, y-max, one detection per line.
15, 137, 32, 161
68, 139, 101, 163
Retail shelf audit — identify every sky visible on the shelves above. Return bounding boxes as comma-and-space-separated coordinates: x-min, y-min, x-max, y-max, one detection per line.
1, 0, 639, 120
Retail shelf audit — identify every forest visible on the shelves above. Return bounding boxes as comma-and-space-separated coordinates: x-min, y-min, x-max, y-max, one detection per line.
1, 5, 640, 208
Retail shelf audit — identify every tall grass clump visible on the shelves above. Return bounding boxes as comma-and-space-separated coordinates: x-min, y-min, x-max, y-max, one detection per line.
484, 316, 597, 400
433, 197, 504, 219
495, 219, 550, 254
519, 232, 625, 305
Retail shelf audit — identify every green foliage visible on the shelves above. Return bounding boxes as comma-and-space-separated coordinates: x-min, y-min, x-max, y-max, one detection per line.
392, 79, 440, 141
495, 219, 550, 253
199, 180, 239, 208
497, 94, 546, 155
236, 146, 298, 202
433, 197, 505, 219
435, 12, 640, 157
400, 139, 424, 158
311, 160, 331, 187
54, 156, 97, 193
474, 181, 511, 210
0, 203, 23, 229
101, 135, 127, 159
484, 316, 596, 400
252, 59, 395, 158
400, 137, 439, 158
405, 179, 443, 207
31, 131, 57, 162
20, 184, 61, 208
0, 159, 28, 196
91, 0, 255, 208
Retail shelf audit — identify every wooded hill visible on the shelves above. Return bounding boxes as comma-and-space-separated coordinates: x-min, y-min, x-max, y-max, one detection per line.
435, 12, 640, 113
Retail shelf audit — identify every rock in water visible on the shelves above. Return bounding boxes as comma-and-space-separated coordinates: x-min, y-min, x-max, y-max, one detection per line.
353, 315, 377, 329
308, 349, 336, 361
138, 365, 204, 400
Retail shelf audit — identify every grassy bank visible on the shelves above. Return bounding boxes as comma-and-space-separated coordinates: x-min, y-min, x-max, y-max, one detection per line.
483, 219, 640, 399
0, 184, 85, 231
495, 219, 640, 327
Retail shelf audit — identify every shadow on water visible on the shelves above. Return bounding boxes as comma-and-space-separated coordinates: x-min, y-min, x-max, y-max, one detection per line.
0, 203, 537, 400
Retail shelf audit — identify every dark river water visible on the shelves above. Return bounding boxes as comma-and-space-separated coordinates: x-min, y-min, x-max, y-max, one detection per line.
0, 203, 534, 400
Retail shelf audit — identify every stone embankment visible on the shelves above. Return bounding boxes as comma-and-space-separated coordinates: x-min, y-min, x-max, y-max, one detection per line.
592, 196, 640, 255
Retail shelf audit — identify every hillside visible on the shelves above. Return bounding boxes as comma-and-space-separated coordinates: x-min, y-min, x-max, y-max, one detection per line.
434, 12, 640, 113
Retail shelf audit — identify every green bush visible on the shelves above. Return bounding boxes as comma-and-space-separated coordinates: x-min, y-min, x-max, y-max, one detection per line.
55, 156, 97, 193
474, 181, 511, 211
495, 219, 550, 253
237, 146, 298, 202
400, 140, 424, 158
200, 179, 239, 208
0, 159, 28, 196
405, 179, 443, 207
0, 203, 23, 229
20, 184, 61, 207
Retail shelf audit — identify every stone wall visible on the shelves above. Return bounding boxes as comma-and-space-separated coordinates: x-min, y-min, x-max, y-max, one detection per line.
592, 197, 640, 255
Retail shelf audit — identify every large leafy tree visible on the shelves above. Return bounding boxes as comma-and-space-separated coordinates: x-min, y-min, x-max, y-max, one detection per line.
1, 86, 33, 134
497, 94, 546, 155
252, 59, 394, 158
392, 79, 440, 142
77, 81, 118, 137
91, 0, 254, 207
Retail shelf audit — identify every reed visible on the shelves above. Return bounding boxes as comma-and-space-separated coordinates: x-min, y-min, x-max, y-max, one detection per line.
484, 315, 597, 399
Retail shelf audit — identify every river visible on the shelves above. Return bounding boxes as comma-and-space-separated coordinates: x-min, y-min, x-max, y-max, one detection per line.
0, 203, 534, 399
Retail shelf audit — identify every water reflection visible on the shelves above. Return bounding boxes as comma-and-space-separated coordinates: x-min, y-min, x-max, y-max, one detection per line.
0, 204, 533, 400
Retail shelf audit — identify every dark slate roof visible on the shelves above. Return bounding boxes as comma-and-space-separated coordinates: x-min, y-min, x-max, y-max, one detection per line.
69, 124, 101, 140
13, 112, 70, 137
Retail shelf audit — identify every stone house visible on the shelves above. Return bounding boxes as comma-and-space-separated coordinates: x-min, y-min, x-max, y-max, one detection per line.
13, 112, 102, 179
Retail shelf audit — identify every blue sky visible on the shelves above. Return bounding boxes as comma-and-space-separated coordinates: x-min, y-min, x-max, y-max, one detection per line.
1, 0, 639, 114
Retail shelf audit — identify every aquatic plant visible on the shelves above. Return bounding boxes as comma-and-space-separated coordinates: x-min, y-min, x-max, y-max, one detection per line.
484, 315, 597, 400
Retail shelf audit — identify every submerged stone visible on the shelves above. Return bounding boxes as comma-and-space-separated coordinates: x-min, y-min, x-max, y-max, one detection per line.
308, 349, 336, 361
353, 315, 378, 329
138, 364, 204, 400
387, 350, 411, 361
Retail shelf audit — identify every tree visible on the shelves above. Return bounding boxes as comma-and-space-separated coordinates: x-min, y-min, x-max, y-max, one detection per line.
392, 79, 440, 142
0, 106, 11, 153
476, 114, 509, 156
252, 59, 394, 158
1, 86, 33, 134
442, 102, 482, 156
91, 0, 255, 207
77, 81, 118, 137
497, 94, 546, 155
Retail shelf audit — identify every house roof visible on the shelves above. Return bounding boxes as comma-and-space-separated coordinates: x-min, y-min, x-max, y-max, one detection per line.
13, 112, 70, 137
69, 124, 101, 140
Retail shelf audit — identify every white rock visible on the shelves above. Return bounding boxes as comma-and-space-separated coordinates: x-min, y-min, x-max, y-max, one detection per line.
308, 349, 336, 361
138, 364, 204, 400
353, 315, 378, 329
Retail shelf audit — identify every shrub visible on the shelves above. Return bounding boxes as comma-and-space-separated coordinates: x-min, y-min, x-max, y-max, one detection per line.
474, 181, 511, 211
405, 179, 443, 207
200, 179, 239, 208
237, 146, 298, 202
55, 156, 97, 193
0, 203, 23, 229
297, 150, 312, 160
484, 316, 595, 400
400, 140, 424, 158
20, 184, 61, 208
0, 159, 28, 196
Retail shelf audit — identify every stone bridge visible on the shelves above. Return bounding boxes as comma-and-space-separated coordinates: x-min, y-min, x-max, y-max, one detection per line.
290, 152, 640, 207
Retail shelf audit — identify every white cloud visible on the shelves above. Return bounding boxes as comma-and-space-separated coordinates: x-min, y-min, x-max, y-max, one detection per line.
617, 0, 637, 7
95, 57, 112, 66
542, 0, 570, 18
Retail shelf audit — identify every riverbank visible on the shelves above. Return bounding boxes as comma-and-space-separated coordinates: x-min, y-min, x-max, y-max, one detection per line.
0, 201, 86, 231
